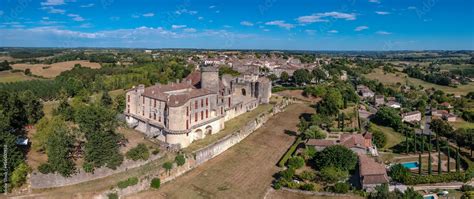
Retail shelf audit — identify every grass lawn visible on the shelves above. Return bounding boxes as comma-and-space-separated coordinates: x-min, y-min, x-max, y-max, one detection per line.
183, 103, 273, 153
451, 118, 474, 129
0, 70, 37, 83
364, 69, 474, 96
370, 123, 404, 150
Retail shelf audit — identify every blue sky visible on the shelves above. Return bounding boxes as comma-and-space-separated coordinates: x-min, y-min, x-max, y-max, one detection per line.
0, 0, 473, 50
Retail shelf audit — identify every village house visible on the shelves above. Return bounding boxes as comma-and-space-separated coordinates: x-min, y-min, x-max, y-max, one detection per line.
359, 154, 389, 191
374, 95, 385, 107
357, 85, 375, 99
401, 111, 422, 123
124, 65, 271, 148
386, 101, 401, 109
432, 109, 457, 122
306, 132, 378, 156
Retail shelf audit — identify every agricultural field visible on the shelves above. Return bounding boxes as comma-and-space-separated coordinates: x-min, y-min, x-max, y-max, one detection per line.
12, 60, 101, 78
364, 68, 474, 96
0, 70, 37, 83
128, 103, 314, 199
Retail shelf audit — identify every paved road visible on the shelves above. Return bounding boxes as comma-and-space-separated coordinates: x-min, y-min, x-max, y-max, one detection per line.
127, 103, 315, 199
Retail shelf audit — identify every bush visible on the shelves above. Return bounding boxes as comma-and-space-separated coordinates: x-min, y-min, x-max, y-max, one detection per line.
287, 156, 305, 169
278, 137, 302, 167
300, 183, 315, 191
319, 167, 349, 183
38, 163, 53, 174
11, 163, 30, 187
372, 130, 387, 148
107, 193, 118, 199
83, 162, 94, 173
279, 168, 295, 181
331, 182, 350, 193
152, 148, 160, 155
315, 145, 357, 171
175, 154, 186, 166
117, 177, 139, 189
298, 171, 316, 181
150, 178, 161, 189
126, 143, 150, 161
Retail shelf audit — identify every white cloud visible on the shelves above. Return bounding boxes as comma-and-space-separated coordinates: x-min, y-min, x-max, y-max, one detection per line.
67, 14, 84, 21
209, 5, 216, 9
355, 26, 368, 31
240, 21, 254, 26
407, 6, 416, 10
183, 28, 196, 33
215, 10, 220, 13
175, 9, 198, 15
263, 29, 270, 32
80, 3, 94, 8
297, 12, 356, 24
328, 30, 339, 33
142, 13, 155, 17
265, 20, 294, 29
131, 14, 140, 18
172, 25, 187, 29
79, 23, 92, 28
375, 11, 390, 15
198, 16, 204, 20
41, 0, 65, 6
368, 0, 380, 3
41, 6, 66, 14
376, 31, 392, 35
223, 25, 232, 28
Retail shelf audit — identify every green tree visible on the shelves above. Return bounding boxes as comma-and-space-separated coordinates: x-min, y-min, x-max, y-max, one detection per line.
18, 90, 44, 125
54, 99, 74, 121
287, 156, 305, 169
150, 178, 161, 189
46, 121, 75, 177
430, 119, 453, 137
447, 146, 451, 172
317, 89, 343, 116
75, 105, 123, 169
372, 107, 402, 130
389, 164, 411, 183
315, 145, 357, 171
418, 153, 422, 175
311, 68, 327, 83
280, 71, 289, 82
372, 130, 387, 148
175, 154, 186, 166
428, 151, 433, 175
303, 125, 326, 140
438, 150, 442, 175
456, 147, 461, 172
163, 162, 173, 175
100, 91, 113, 107
293, 69, 312, 85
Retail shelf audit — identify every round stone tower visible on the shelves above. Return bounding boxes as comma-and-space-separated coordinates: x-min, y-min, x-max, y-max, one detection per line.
200, 65, 219, 93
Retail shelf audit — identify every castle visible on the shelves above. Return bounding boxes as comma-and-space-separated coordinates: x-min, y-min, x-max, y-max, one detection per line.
124, 66, 271, 148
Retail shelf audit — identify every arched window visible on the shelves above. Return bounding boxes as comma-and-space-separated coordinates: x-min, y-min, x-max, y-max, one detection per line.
241, 88, 246, 96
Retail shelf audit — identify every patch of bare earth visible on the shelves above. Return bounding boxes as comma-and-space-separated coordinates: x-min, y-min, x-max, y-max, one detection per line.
12, 60, 101, 78
127, 103, 315, 199
276, 90, 321, 103
265, 188, 363, 199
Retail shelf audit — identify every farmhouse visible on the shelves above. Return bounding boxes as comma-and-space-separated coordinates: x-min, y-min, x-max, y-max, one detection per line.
386, 101, 401, 109
306, 132, 378, 156
357, 85, 375, 99
401, 111, 422, 123
358, 154, 389, 191
124, 65, 271, 148
374, 95, 385, 107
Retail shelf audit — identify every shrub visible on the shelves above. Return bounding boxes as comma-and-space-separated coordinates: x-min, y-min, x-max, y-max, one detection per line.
300, 183, 315, 191
107, 193, 118, 199
126, 143, 150, 161
298, 171, 316, 181
278, 137, 302, 167
152, 148, 160, 155
150, 178, 161, 189
83, 162, 94, 173
117, 177, 139, 189
461, 185, 474, 192
389, 164, 411, 183
38, 163, 53, 174
331, 182, 350, 193
287, 156, 305, 169
319, 167, 349, 184
175, 154, 186, 166
11, 163, 30, 187
279, 168, 295, 181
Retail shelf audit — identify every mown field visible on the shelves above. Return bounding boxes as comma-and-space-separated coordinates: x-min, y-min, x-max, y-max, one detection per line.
12, 60, 101, 78
364, 69, 474, 96
0, 71, 37, 83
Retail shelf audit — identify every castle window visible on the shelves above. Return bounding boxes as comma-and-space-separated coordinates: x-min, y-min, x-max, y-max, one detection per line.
195, 112, 198, 122
127, 95, 130, 102
206, 110, 208, 118
186, 120, 189, 129
195, 101, 198, 109
154, 113, 156, 120
159, 116, 161, 122
154, 100, 156, 107
221, 107, 223, 115
201, 111, 203, 120
241, 88, 246, 96
143, 96, 145, 104
127, 105, 130, 114
228, 98, 231, 107
186, 106, 189, 116
201, 99, 204, 107
206, 98, 208, 106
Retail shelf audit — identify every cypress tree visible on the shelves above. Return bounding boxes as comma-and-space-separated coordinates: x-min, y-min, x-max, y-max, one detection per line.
438, 150, 442, 175
428, 151, 433, 175
406, 131, 409, 154
414, 133, 417, 153
447, 146, 451, 173
421, 135, 424, 154
456, 147, 461, 172
418, 153, 422, 175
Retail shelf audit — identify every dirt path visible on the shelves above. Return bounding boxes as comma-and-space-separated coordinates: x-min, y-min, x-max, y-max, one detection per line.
127, 103, 314, 199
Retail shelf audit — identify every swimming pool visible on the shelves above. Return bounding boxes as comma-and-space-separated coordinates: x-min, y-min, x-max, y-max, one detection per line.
423, 195, 436, 199
401, 161, 419, 169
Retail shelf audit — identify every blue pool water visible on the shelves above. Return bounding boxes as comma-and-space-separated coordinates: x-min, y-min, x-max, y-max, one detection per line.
401, 161, 419, 169
423, 195, 435, 199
